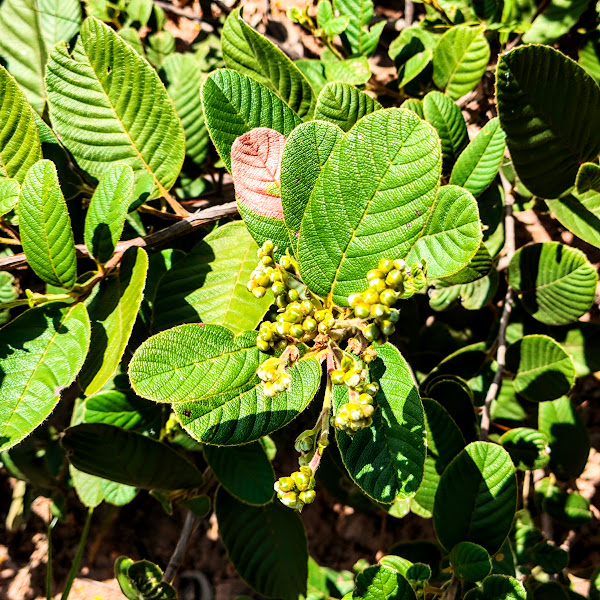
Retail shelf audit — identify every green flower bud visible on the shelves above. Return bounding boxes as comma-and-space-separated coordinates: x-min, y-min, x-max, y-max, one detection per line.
367, 269, 384, 282
280, 255, 295, 271
275, 295, 288, 309
386, 269, 404, 288
358, 393, 374, 405
273, 339, 288, 350
363, 323, 381, 342
369, 278, 387, 293
348, 292, 362, 307
389, 309, 400, 323
378, 258, 394, 274
354, 302, 371, 319
379, 289, 397, 307
300, 299, 314, 314
261, 255, 274, 267
299, 466, 313, 476
303, 317, 318, 332
393, 259, 406, 272
292, 471, 311, 491
257, 338, 270, 351
253, 286, 266, 298
363, 289, 379, 305
331, 369, 345, 385
365, 382, 379, 396
290, 324, 304, 338
260, 240, 275, 256
283, 308, 302, 323
299, 490, 316, 504
371, 303, 390, 319
361, 404, 375, 418
362, 346, 378, 363
380, 320, 395, 336
270, 270, 283, 283
272, 283, 286, 295
344, 368, 362, 388
287, 289, 300, 302
274, 322, 291, 336
280, 491, 300, 508
314, 309, 329, 322
277, 477, 295, 493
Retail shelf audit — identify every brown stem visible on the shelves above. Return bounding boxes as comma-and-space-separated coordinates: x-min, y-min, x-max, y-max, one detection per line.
0, 202, 239, 270
163, 510, 198, 584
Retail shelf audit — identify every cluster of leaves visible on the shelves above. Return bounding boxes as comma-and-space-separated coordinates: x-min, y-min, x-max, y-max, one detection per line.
1, 0, 600, 599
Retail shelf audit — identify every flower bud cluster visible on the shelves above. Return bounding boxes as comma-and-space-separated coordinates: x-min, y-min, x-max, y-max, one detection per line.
257, 357, 291, 398
274, 466, 316, 510
330, 353, 369, 390
333, 386, 378, 433
247, 240, 279, 299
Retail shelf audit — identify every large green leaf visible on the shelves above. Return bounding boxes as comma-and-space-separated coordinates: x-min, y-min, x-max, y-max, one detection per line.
222, 9, 315, 119
0, 66, 42, 183
129, 324, 321, 445
449, 542, 491, 583
579, 35, 600, 83
19, 159, 77, 289
324, 56, 372, 86
314, 82, 382, 132
216, 487, 308, 600
496, 45, 600, 199
334, 0, 385, 58
0, 0, 82, 113
508, 242, 597, 325
423, 91, 468, 173
0, 179, 19, 217
433, 25, 490, 100
450, 118, 506, 197
161, 53, 208, 167
465, 576, 526, 600
522, 0, 588, 45
433, 442, 517, 555
202, 69, 302, 171
298, 108, 481, 305
152, 221, 272, 333
575, 162, 600, 194
62, 423, 204, 489
46, 16, 185, 199
538, 396, 589, 481
351, 565, 416, 600
412, 399, 465, 517
280, 120, 343, 249
85, 390, 161, 433
546, 191, 600, 249
0, 303, 90, 452
204, 442, 274, 505
84, 163, 134, 264
335, 343, 426, 503
79, 247, 148, 396
389, 27, 436, 89
505, 335, 575, 402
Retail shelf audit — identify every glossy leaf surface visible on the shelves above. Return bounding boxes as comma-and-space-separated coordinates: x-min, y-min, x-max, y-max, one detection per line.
499, 428, 550, 471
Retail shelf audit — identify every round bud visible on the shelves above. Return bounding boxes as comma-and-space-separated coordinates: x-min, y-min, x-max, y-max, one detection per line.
380, 320, 395, 336
290, 324, 304, 338
365, 382, 379, 396
344, 369, 362, 388
371, 303, 390, 319
354, 302, 371, 319
275, 295, 288, 309
303, 317, 318, 333
263, 382, 276, 397
261, 240, 275, 255
257, 338, 270, 352
364, 323, 381, 342
393, 259, 406, 272
314, 309, 329, 322
300, 466, 313, 476
253, 287, 266, 298
370, 278, 387, 293
363, 290, 379, 305
247, 280, 256, 292
273, 339, 288, 350
288, 289, 300, 302
261, 255, 274, 267
379, 289, 397, 307
378, 258, 394, 274
280, 491, 299, 508
331, 369, 345, 385
362, 404, 375, 418
348, 293, 362, 307
300, 299, 314, 314
358, 393, 374, 405
270, 270, 283, 283
299, 490, 316, 505
272, 283, 286, 296
277, 477, 295, 492
274, 322, 291, 337
280, 255, 294, 271
389, 309, 400, 323
386, 270, 404, 288
292, 472, 311, 491
367, 269, 384, 282
284, 308, 302, 323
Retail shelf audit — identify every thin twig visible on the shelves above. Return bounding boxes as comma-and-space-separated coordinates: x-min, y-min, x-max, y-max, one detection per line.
163, 510, 198, 584
404, 0, 415, 26
480, 171, 515, 441
0, 201, 238, 271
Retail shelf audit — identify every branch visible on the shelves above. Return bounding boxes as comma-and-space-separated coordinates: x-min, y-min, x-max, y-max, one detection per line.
0, 202, 239, 271
480, 171, 515, 441
163, 510, 198, 584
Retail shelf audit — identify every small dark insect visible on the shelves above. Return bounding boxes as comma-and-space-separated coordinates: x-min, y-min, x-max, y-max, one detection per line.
415, 209, 421, 217
183, 409, 191, 417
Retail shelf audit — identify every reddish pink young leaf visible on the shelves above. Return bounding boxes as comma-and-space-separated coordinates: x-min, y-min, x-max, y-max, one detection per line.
231, 128, 286, 219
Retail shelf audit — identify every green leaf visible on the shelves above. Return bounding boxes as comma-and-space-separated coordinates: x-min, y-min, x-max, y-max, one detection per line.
522, 0, 588, 45
202, 69, 302, 171
161, 53, 209, 167
436, 243, 492, 286
115, 557, 177, 600
216, 487, 308, 600
433, 441, 517, 555
335, 342, 426, 503
129, 324, 321, 445
433, 26, 490, 100
412, 399, 465, 517
222, 9, 315, 119
0, 271, 18, 325
496, 45, 600, 199
508, 242, 597, 325
423, 91, 469, 173
0, 65, 42, 184
46, 17, 185, 200
146, 30, 175, 69
536, 478, 592, 526
546, 191, 600, 249
466, 576, 526, 600
351, 565, 416, 600
0, 179, 19, 217
314, 82, 382, 132
0, 303, 91, 452
298, 108, 481, 305
84, 390, 161, 432
0, 0, 82, 113
499, 428, 550, 471
334, 0, 385, 58
152, 221, 272, 333
431, 268, 498, 312
538, 396, 589, 481
84, 164, 134, 264
295, 59, 328, 96
204, 442, 274, 505
317, 1, 350, 37
79, 247, 148, 396
324, 57, 371, 86
63, 423, 204, 489
19, 159, 77, 289
579, 34, 600, 83
231, 127, 290, 254
506, 335, 575, 403
280, 120, 343, 249
549, 321, 600, 377
401, 98, 424, 119
450, 118, 506, 197
575, 162, 600, 194
449, 542, 491, 582
389, 27, 436, 89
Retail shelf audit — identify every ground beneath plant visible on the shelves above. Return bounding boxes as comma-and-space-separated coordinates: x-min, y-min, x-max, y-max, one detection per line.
1, 1, 600, 599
